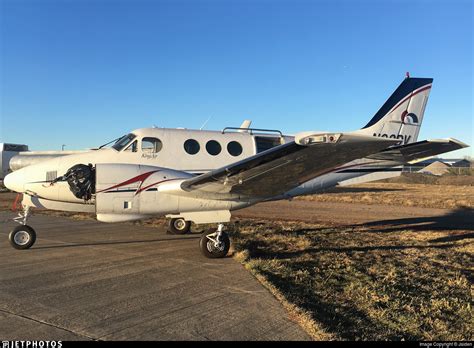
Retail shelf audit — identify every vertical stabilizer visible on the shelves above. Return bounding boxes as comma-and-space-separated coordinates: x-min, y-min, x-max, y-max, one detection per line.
356, 77, 433, 144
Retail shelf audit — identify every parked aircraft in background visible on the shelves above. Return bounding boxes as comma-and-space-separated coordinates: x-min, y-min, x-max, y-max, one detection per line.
3, 76, 468, 258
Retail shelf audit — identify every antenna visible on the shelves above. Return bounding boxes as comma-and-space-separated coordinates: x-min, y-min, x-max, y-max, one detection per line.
239, 120, 252, 131
200, 116, 212, 130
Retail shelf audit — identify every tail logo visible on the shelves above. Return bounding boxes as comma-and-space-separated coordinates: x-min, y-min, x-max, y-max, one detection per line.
401, 111, 419, 124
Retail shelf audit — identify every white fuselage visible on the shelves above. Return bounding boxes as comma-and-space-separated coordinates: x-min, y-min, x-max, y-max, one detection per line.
97, 127, 292, 174
6, 128, 400, 209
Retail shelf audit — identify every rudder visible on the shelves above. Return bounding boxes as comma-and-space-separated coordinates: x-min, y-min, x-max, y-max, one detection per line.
357, 77, 433, 144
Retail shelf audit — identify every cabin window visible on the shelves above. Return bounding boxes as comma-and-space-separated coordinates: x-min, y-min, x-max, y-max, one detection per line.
184, 139, 200, 155
255, 136, 282, 153
124, 140, 138, 152
142, 137, 163, 154
227, 141, 243, 156
206, 140, 221, 156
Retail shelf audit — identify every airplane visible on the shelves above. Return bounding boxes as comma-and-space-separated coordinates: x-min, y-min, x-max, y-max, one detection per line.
3, 76, 468, 258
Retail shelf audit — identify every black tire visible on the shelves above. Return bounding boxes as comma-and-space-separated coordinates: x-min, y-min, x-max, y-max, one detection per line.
199, 229, 230, 258
9, 225, 36, 250
168, 218, 191, 235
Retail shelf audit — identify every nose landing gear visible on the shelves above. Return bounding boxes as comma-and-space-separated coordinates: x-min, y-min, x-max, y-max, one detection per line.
9, 205, 36, 250
199, 223, 230, 258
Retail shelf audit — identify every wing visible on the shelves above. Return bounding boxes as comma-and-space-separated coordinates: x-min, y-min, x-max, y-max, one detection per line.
367, 138, 468, 163
181, 132, 399, 197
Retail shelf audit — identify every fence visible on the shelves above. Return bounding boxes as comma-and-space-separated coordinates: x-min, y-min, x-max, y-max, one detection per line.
403, 166, 474, 175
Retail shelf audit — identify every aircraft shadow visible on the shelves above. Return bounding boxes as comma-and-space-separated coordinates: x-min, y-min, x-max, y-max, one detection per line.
33, 235, 201, 250
245, 239, 469, 260
359, 207, 474, 234
241, 208, 473, 260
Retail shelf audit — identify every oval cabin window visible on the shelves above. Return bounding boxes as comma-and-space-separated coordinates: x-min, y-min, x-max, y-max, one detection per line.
206, 140, 222, 156
227, 141, 243, 156
184, 139, 200, 155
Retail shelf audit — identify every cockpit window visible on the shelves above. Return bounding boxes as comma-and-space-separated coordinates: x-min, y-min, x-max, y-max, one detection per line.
124, 140, 138, 152
112, 133, 136, 151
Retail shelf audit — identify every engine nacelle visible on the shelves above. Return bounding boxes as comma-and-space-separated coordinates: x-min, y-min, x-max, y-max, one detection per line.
95, 163, 192, 222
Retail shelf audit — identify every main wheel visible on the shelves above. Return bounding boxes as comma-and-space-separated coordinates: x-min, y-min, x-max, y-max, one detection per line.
9, 225, 36, 250
199, 230, 230, 258
168, 218, 191, 235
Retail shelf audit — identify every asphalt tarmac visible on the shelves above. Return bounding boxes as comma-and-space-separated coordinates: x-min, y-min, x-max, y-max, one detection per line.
0, 212, 310, 341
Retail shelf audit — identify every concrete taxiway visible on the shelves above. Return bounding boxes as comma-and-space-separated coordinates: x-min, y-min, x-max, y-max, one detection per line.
0, 212, 310, 341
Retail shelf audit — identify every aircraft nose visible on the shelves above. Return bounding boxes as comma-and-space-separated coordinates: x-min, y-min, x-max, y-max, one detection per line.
4, 170, 25, 193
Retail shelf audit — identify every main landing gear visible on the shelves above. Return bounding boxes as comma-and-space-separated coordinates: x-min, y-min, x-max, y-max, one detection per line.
199, 223, 230, 259
168, 218, 230, 258
168, 218, 191, 235
9, 205, 36, 250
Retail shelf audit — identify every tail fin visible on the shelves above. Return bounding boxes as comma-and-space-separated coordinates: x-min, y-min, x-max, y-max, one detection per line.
356, 77, 433, 144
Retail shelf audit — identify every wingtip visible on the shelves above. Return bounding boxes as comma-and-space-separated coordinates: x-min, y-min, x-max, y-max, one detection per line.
427, 138, 470, 149
448, 138, 470, 149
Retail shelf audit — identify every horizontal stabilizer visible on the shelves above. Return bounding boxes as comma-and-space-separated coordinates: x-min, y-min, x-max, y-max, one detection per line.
367, 138, 469, 163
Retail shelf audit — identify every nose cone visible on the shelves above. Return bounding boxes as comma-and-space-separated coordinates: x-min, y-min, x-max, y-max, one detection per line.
4, 170, 25, 193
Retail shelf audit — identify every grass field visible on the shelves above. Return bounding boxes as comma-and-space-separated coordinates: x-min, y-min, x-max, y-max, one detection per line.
231, 217, 473, 341
230, 175, 474, 340
297, 179, 474, 210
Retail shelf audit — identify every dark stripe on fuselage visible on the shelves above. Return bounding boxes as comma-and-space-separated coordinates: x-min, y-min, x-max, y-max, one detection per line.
104, 189, 137, 193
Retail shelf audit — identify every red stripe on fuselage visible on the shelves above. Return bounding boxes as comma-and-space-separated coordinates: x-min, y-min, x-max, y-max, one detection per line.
96, 170, 160, 193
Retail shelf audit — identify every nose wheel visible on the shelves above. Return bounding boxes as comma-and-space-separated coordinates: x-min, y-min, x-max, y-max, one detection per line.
9, 204, 37, 250
199, 224, 230, 258
9, 225, 36, 250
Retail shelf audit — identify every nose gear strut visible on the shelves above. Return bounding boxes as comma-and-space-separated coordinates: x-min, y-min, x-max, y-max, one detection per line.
9, 204, 36, 250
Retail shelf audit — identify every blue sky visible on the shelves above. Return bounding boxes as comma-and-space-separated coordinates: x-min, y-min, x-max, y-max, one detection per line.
1, 0, 472, 158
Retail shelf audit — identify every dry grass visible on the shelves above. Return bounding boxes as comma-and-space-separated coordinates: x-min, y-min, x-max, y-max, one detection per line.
234, 249, 338, 340
230, 217, 473, 341
297, 182, 474, 209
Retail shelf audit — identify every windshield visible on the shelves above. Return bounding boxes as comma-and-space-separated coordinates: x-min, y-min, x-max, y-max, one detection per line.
112, 133, 137, 151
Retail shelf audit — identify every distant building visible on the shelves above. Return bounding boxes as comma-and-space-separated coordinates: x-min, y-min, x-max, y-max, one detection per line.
0, 143, 29, 180
417, 161, 451, 176
451, 159, 472, 168
412, 157, 472, 167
